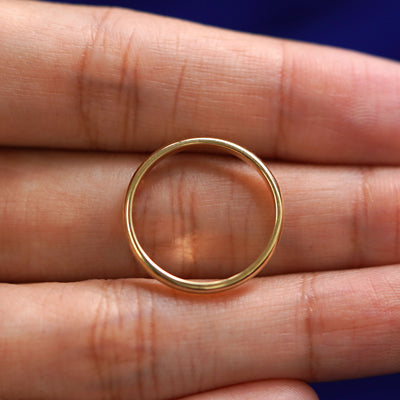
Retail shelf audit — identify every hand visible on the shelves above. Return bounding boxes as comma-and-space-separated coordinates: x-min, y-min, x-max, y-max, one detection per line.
0, 1, 399, 399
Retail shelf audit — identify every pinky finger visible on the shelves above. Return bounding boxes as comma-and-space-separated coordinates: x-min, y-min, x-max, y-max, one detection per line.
178, 380, 318, 400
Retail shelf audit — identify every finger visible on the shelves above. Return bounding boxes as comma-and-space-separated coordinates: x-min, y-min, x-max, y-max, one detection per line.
178, 380, 318, 400
1, 1, 400, 163
0, 149, 399, 282
1, 265, 399, 399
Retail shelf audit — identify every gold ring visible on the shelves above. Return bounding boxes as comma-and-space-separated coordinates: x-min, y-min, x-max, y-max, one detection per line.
124, 137, 283, 294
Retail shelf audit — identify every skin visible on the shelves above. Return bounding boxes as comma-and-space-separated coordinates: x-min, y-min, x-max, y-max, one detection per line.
0, 0, 399, 398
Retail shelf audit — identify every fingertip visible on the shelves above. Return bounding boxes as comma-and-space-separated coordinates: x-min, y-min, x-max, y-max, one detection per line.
179, 380, 319, 400
267, 380, 319, 400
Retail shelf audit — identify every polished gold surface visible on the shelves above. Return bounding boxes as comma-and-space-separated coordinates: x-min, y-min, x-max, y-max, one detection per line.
124, 137, 283, 294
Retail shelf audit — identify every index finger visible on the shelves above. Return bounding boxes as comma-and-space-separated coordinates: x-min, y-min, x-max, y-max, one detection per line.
1, 0, 400, 163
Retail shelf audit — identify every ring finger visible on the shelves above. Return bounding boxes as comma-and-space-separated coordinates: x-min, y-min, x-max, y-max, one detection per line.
0, 149, 398, 282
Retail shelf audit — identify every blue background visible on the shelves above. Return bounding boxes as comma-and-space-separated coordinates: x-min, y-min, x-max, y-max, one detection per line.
52, 0, 399, 398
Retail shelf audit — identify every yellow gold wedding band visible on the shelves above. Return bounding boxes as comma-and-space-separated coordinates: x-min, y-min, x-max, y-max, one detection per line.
124, 137, 283, 294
